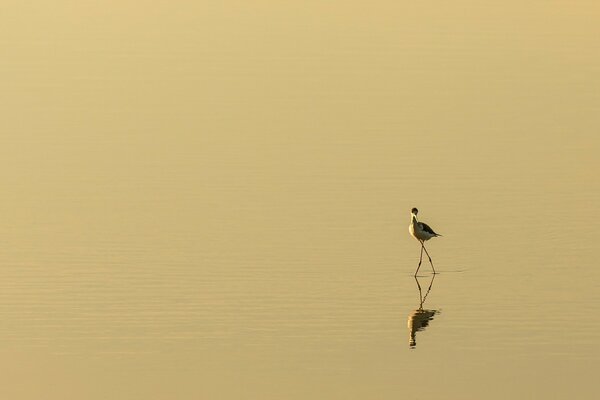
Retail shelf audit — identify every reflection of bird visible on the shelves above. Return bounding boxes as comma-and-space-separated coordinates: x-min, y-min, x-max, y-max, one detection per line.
408, 309, 437, 348
408, 274, 438, 348
409, 208, 441, 275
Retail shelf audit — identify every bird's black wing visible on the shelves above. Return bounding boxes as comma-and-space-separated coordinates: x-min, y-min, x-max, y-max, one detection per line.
420, 222, 441, 236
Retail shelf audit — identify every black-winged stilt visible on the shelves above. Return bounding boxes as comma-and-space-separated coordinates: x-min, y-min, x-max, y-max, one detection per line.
409, 207, 441, 275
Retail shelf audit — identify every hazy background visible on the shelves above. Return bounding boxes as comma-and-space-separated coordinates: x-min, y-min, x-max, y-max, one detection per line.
1, 1, 599, 399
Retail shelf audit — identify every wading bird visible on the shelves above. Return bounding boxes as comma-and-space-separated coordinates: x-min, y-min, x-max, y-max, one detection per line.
409, 207, 441, 275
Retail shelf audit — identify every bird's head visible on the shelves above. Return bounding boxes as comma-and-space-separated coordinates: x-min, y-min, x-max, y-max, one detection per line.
411, 207, 419, 215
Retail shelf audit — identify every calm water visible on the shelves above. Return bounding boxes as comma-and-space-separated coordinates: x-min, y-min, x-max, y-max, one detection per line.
2, 1, 600, 399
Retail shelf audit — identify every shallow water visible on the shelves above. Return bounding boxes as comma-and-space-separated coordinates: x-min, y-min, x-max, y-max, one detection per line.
2, 1, 600, 399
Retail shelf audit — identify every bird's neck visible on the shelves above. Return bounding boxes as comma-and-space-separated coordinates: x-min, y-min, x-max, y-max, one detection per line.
411, 214, 418, 223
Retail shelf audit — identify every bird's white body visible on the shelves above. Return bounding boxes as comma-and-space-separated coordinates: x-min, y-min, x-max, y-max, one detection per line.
409, 214, 439, 242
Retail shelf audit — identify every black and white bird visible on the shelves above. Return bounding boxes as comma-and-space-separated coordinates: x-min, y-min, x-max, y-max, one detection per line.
409, 207, 441, 275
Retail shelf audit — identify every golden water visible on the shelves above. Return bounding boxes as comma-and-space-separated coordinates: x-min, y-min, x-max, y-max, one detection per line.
2, 1, 599, 398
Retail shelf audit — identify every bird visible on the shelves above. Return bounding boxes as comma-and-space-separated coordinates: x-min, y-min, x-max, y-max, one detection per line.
409, 207, 442, 275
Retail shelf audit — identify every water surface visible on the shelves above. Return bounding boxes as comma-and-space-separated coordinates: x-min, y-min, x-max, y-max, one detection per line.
2, 1, 600, 399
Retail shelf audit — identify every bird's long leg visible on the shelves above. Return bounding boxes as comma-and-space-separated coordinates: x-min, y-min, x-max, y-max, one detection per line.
421, 243, 436, 274
414, 241, 425, 276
